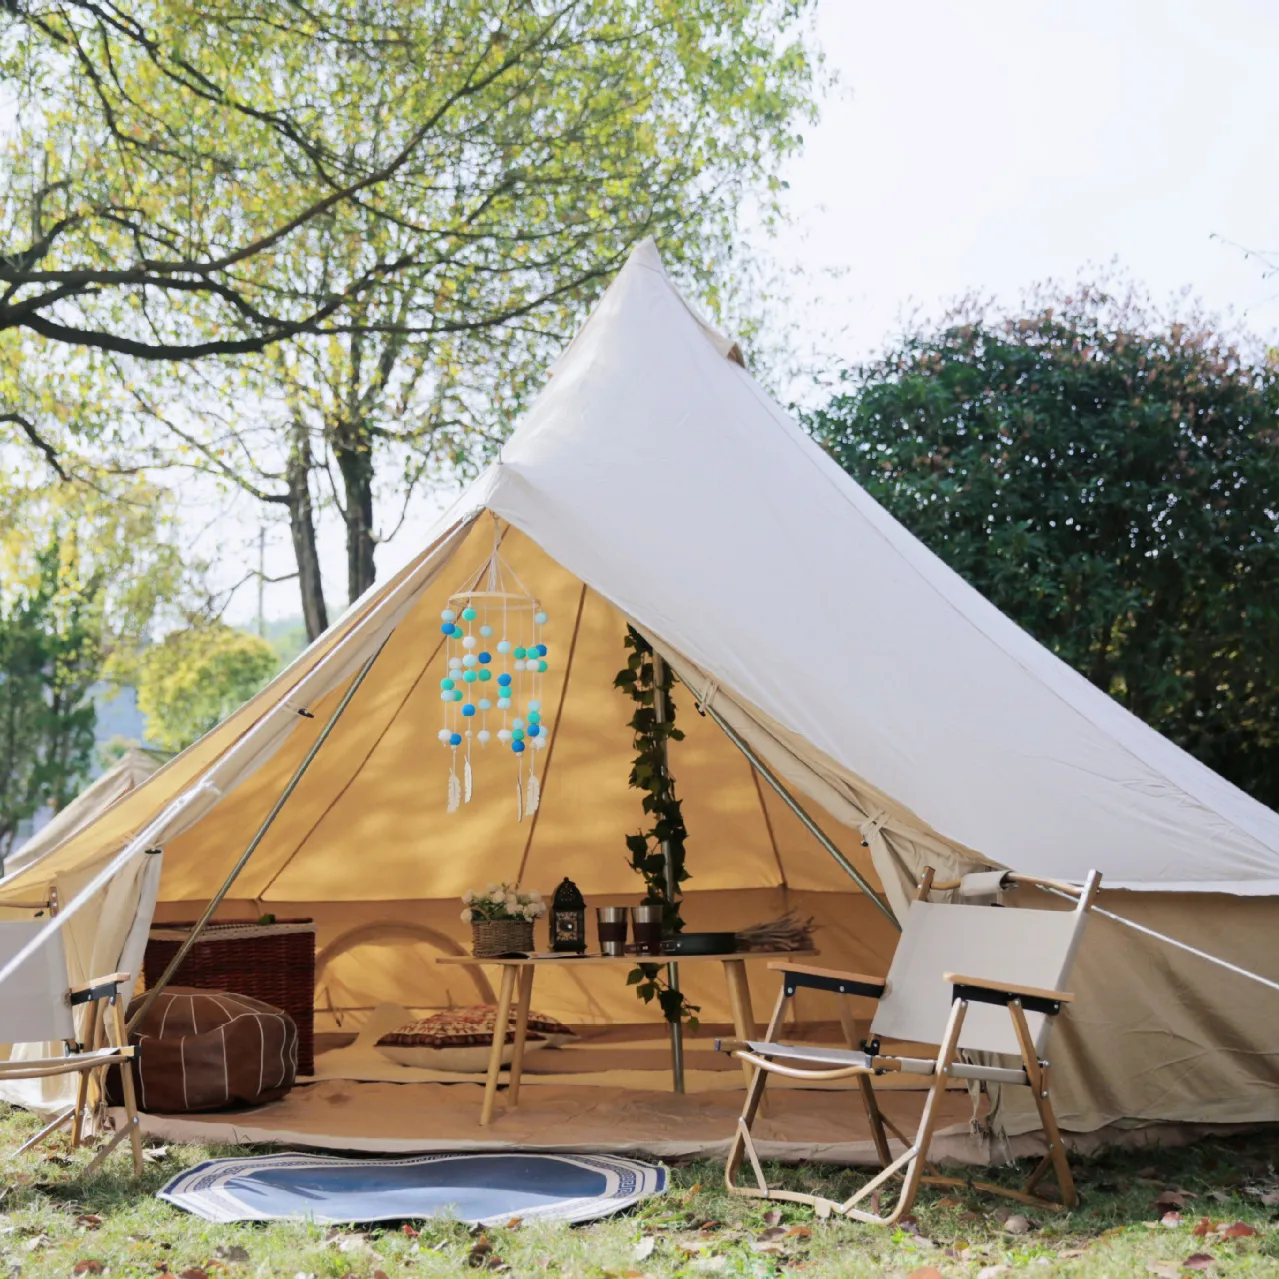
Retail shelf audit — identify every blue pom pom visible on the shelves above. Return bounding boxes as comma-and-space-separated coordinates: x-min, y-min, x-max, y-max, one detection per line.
478, 651, 491, 664
449, 732, 462, 746
462, 703, 476, 717
528, 724, 541, 737
479, 624, 494, 637
441, 609, 456, 622
497, 640, 512, 654
440, 623, 453, 635
478, 698, 492, 711
511, 739, 526, 754
497, 672, 512, 686
534, 611, 548, 625
535, 643, 548, 657
528, 699, 541, 712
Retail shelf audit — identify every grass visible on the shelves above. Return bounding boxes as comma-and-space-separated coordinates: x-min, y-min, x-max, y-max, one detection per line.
1, 1105, 1276, 1277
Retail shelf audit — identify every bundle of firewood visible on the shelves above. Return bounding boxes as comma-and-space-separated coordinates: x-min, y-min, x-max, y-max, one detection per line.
734, 911, 817, 952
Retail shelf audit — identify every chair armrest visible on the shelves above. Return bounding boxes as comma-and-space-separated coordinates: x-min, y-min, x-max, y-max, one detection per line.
68, 973, 130, 1006
769, 962, 887, 998
944, 972, 1073, 1015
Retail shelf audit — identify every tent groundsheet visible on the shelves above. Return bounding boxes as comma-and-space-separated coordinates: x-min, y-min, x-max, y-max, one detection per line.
2, 241, 1277, 1152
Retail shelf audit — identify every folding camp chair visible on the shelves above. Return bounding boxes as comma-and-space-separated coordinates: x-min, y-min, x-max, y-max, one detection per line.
0, 921, 143, 1175
722, 867, 1101, 1223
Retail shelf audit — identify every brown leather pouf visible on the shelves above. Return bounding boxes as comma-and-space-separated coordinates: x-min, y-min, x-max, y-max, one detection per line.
123, 987, 298, 1113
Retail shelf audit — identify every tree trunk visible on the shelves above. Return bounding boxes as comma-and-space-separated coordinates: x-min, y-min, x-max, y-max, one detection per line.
286, 423, 329, 641
335, 428, 376, 605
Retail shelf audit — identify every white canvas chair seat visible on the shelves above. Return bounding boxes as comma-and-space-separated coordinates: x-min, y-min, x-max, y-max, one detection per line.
723, 867, 1101, 1225
0, 921, 143, 1175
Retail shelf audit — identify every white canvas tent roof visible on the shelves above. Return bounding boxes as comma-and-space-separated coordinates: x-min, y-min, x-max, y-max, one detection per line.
2, 241, 1276, 1144
4, 747, 163, 878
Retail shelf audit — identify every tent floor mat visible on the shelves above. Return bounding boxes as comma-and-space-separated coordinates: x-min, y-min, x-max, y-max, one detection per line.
118, 1079, 982, 1164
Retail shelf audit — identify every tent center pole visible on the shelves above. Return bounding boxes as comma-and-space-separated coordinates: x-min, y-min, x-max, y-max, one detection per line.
698, 699, 901, 931
651, 653, 685, 1094
127, 643, 387, 1033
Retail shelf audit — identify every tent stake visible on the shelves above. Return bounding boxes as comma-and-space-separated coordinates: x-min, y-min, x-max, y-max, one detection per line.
127, 644, 386, 1032
699, 700, 901, 931
651, 653, 686, 1094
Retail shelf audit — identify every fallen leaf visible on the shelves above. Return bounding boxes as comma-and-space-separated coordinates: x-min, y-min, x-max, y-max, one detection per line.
73, 1263, 105, 1276
1192, 1219, 1216, 1237
213, 1247, 249, 1265
1218, 1222, 1257, 1238
906, 1268, 944, 1279
762, 1210, 782, 1227
1003, 1213, 1034, 1235
937, 1196, 962, 1207
400, 1225, 418, 1238
179, 1270, 208, 1279
633, 1237, 656, 1261
978, 1266, 1012, 1278
1161, 1212, 1183, 1228
697, 1220, 722, 1233
785, 1226, 811, 1238
756, 1227, 787, 1243
143, 1145, 170, 1163
25, 1234, 50, 1252
681, 1183, 702, 1203
1183, 1255, 1215, 1271
504, 1218, 522, 1230
373, 1272, 389, 1279
75, 1215, 104, 1230
1155, 1190, 1192, 1213
1208, 1190, 1233, 1204
751, 1241, 785, 1255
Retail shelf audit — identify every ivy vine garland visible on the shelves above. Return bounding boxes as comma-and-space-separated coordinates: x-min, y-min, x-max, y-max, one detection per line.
615, 626, 700, 1029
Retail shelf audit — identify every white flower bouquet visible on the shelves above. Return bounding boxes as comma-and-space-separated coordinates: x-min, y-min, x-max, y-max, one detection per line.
460, 883, 546, 924
462, 883, 546, 956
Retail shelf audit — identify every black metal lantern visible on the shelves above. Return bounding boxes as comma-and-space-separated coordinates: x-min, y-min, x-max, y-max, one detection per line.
550, 876, 586, 953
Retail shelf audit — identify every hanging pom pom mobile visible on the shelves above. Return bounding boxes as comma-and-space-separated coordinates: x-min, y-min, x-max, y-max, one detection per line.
436, 539, 550, 821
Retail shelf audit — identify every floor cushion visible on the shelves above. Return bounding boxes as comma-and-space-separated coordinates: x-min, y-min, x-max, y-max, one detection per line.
125, 987, 298, 1112
375, 1004, 574, 1073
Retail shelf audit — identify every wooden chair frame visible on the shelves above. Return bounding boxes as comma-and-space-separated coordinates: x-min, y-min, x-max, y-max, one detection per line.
723, 868, 1100, 1225
0, 973, 144, 1176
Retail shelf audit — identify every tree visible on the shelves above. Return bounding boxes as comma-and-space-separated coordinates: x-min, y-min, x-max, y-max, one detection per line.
808, 284, 1279, 809
131, 621, 279, 752
1, 0, 818, 362
0, 537, 99, 857
25, 0, 822, 635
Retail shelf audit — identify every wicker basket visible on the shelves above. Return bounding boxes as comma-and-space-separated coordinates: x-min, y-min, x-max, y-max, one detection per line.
471, 917, 535, 958
144, 920, 317, 1075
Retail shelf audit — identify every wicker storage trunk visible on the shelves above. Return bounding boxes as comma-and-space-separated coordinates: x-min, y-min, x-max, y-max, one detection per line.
143, 920, 317, 1075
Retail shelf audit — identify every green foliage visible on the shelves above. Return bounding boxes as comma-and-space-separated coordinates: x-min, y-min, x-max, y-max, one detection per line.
809, 284, 1279, 808
0, 537, 99, 856
615, 625, 698, 1028
131, 622, 279, 753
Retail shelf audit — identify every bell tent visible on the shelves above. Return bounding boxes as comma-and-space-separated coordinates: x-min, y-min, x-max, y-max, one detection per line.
2, 240, 1277, 1154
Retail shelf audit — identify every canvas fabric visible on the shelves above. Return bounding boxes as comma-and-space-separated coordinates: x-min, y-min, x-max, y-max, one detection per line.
1, 243, 1277, 1145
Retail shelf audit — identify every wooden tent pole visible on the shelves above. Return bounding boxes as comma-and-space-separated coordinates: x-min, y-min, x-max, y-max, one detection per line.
699, 700, 901, 931
127, 643, 386, 1032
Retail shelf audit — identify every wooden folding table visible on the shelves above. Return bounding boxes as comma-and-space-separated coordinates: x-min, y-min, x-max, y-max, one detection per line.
436, 950, 817, 1125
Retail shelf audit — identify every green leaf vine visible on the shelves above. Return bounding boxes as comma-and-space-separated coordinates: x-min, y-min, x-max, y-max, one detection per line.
614, 625, 700, 1030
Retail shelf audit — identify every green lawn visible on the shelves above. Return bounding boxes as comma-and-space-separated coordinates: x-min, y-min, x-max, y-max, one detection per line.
1, 1105, 1276, 1277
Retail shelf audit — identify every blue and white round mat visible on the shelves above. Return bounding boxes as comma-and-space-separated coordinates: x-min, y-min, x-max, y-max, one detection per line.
159, 1151, 667, 1225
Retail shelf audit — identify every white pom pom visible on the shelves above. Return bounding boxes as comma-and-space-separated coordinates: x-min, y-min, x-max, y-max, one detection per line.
448, 657, 462, 669
512, 718, 524, 730
462, 653, 477, 667
528, 700, 541, 712
531, 734, 547, 749
497, 697, 512, 709
462, 635, 477, 649
498, 729, 512, 743
514, 659, 526, 671
477, 729, 491, 744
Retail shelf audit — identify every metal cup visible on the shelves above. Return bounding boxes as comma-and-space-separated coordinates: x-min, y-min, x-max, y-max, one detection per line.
630, 903, 664, 956
596, 906, 628, 956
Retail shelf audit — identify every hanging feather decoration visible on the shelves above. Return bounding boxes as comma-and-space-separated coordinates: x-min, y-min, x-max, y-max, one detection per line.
515, 769, 524, 823
447, 753, 462, 814
464, 754, 474, 804
525, 768, 541, 816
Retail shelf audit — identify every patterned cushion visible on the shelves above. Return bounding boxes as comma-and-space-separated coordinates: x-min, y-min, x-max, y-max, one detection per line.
374, 1005, 575, 1073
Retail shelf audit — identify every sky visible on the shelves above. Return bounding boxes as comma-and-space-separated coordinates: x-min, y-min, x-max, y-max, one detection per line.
227, 0, 1279, 628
